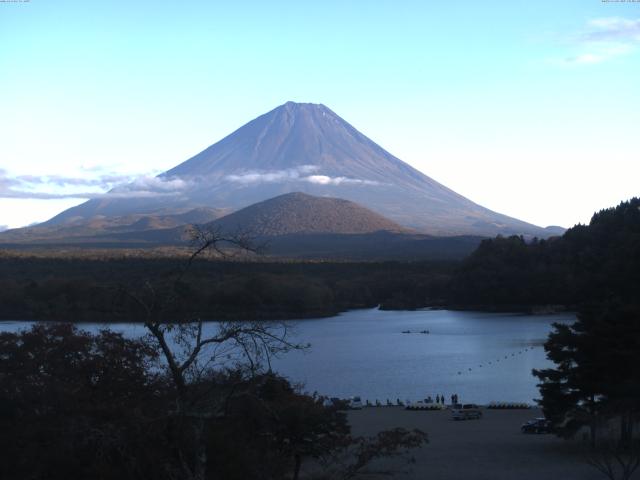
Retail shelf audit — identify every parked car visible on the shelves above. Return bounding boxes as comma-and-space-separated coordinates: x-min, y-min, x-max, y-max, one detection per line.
348, 396, 363, 409
322, 397, 348, 409
521, 417, 553, 434
451, 403, 482, 420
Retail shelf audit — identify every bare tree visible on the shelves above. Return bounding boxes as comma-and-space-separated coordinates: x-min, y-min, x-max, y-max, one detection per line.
587, 440, 640, 480
122, 224, 303, 480
312, 428, 427, 480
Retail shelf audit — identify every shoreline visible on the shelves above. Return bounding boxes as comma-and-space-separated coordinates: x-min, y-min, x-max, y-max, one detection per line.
0, 304, 575, 324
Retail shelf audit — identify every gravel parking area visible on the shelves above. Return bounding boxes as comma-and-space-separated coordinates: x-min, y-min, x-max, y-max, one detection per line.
348, 406, 605, 480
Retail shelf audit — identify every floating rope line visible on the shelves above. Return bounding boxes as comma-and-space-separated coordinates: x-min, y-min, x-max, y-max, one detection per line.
452, 344, 540, 378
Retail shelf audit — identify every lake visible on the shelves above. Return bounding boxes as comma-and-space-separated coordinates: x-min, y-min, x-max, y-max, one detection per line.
0, 308, 573, 405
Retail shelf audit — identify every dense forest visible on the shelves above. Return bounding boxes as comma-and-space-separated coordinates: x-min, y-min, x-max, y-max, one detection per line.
0, 254, 455, 322
449, 198, 640, 309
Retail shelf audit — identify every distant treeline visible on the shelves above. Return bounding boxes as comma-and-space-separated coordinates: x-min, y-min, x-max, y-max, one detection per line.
2, 198, 638, 321
449, 198, 640, 309
0, 256, 455, 322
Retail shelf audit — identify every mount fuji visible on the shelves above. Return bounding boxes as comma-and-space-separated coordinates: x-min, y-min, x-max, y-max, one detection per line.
42, 101, 551, 237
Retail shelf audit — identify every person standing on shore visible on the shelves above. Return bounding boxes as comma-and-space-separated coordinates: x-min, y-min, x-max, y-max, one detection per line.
436, 394, 440, 404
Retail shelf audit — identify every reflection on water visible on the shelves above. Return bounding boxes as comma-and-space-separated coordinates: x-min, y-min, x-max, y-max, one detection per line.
0, 308, 574, 404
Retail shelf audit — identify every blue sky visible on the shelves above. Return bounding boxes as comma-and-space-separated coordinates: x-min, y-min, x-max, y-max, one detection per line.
1, 0, 639, 229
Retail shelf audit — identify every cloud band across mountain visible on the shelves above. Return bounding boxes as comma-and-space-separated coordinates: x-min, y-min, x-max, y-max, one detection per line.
224, 165, 381, 186
0, 169, 190, 200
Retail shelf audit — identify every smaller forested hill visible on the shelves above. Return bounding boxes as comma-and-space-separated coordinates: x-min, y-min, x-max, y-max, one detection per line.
449, 198, 640, 308
209, 192, 409, 236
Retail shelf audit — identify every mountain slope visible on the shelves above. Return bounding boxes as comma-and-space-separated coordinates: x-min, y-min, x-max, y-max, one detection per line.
43, 102, 550, 237
1, 191, 483, 260
0, 207, 225, 243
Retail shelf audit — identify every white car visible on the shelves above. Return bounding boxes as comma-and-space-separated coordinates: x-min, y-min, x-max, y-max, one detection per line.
349, 396, 363, 409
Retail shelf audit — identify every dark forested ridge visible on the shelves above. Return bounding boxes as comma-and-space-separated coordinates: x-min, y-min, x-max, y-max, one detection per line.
449, 198, 640, 309
1, 198, 638, 322
0, 254, 454, 322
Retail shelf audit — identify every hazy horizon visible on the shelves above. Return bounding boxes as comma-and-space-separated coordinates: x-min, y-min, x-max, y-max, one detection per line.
1, 1, 639, 230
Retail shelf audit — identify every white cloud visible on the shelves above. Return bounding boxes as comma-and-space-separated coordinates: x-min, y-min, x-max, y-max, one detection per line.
305, 175, 380, 186
0, 168, 189, 200
554, 17, 639, 66
224, 165, 381, 186
225, 165, 319, 184
586, 17, 640, 41
0, 163, 381, 202
112, 175, 191, 193
566, 53, 604, 65
561, 43, 633, 65
14, 173, 133, 188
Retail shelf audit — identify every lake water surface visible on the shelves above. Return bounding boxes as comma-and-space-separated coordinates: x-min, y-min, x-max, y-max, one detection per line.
0, 308, 574, 404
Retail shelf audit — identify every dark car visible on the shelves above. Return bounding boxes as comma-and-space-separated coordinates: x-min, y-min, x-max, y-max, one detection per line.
521, 417, 552, 434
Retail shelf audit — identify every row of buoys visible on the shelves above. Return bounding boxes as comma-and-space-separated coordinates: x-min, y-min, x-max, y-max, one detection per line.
349, 399, 531, 409
360, 398, 452, 409
365, 398, 405, 407
406, 402, 446, 411
487, 402, 531, 409
456, 346, 538, 375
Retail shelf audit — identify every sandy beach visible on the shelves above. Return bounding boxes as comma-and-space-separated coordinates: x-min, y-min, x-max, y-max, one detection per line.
348, 406, 604, 480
